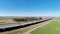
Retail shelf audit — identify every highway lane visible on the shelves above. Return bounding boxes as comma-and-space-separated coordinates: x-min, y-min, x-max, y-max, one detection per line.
0, 20, 43, 29
0, 18, 53, 32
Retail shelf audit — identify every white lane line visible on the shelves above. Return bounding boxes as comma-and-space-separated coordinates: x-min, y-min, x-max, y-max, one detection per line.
24, 20, 54, 34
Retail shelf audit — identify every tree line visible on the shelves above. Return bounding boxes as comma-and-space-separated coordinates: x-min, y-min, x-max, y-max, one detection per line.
13, 17, 42, 22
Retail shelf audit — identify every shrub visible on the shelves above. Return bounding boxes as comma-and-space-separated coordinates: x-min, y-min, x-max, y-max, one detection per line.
13, 17, 42, 22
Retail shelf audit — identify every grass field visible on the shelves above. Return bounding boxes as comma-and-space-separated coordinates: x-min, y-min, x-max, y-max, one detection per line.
0, 22, 8, 24
31, 18, 60, 34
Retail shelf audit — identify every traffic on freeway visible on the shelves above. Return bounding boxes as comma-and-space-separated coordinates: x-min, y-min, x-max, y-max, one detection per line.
0, 18, 53, 32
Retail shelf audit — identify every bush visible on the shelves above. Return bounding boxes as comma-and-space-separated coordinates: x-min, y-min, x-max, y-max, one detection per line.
13, 17, 42, 22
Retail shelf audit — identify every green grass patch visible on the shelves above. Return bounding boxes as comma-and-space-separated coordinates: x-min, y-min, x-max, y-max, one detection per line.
31, 18, 60, 34
0, 22, 8, 24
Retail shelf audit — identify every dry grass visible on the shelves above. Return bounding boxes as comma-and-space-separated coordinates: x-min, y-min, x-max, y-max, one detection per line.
0, 19, 16, 24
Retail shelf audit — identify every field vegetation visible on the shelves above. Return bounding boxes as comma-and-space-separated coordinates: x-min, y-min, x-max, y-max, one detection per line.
13, 17, 42, 22
0, 16, 43, 24
31, 18, 60, 34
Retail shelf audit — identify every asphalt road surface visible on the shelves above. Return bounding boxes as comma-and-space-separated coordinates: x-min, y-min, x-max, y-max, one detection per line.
0, 20, 43, 29
0, 18, 52, 32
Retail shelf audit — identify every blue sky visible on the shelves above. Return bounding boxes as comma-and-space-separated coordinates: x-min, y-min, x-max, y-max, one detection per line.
0, 0, 60, 16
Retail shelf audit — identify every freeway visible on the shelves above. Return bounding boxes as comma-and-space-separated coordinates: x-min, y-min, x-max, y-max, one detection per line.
0, 20, 43, 29
0, 18, 52, 32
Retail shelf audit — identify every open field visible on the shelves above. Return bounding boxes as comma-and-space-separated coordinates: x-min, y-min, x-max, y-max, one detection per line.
0, 18, 53, 34
30, 18, 60, 34
0, 17, 43, 24
0, 16, 53, 34
0, 16, 49, 24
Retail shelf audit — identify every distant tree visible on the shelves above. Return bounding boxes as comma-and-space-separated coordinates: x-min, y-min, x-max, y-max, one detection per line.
13, 18, 21, 22
39, 17, 42, 20
13, 17, 27, 22
13, 17, 43, 22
